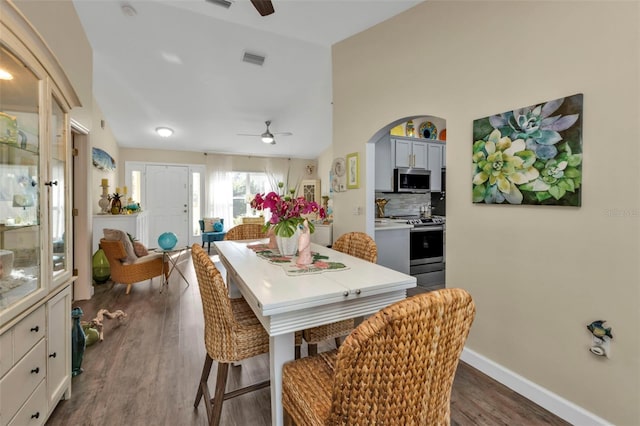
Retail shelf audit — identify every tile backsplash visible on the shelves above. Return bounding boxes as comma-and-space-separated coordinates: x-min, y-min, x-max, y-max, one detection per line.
375, 192, 445, 217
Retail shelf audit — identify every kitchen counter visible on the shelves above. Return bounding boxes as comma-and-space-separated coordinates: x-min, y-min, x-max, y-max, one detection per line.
374, 219, 413, 231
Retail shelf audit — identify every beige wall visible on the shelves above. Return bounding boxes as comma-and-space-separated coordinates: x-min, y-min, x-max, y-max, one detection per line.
14, 0, 93, 129
333, 1, 639, 424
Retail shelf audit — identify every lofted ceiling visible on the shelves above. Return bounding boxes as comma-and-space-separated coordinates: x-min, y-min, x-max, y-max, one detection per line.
72, 0, 423, 159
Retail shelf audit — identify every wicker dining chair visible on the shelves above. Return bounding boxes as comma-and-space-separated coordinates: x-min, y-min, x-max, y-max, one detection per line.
331, 231, 378, 263
223, 223, 266, 241
191, 244, 270, 426
282, 288, 476, 426
99, 238, 168, 295
302, 231, 378, 356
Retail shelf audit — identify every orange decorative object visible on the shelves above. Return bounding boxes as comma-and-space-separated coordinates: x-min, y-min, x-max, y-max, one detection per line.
439, 128, 447, 141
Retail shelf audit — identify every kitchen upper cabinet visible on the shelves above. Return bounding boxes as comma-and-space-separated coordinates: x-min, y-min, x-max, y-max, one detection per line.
427, 141, 446, 192
393, 138, 428, 169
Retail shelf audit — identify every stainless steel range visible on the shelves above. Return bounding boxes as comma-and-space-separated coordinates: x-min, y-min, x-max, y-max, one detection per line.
404, 216, 446, 289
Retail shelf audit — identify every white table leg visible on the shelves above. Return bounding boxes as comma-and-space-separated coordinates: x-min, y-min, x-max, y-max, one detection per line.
270, 332, 294, 426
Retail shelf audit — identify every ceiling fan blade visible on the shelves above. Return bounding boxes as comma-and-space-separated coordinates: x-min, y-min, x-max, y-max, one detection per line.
237, 133, 261, 136
273, 132, 292, 137
250, 0, 274, 16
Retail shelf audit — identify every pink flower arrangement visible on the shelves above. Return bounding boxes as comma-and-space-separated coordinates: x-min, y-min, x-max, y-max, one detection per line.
251, 191, 325, 237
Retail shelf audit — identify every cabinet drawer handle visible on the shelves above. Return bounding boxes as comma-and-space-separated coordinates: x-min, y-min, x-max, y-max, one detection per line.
31, 367, 40, 374
44, 180, 58, 186
342, 291, 349, 297
31, 412, 40, 419
355, 289, 361, 295
49, 352, 57, 358
30, 326, 39, 332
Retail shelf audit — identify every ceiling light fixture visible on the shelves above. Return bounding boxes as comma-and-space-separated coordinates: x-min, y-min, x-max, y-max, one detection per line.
0, 69, 13, 80
242, 51, 266, 66
156, 127, 174, 138
121, 3, 137, 16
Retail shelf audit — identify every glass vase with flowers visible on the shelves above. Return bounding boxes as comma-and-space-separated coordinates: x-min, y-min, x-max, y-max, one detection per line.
251, 190, 325, 256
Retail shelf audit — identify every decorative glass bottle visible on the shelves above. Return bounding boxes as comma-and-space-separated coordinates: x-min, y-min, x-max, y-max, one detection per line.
92, 247, 110, 284
71, 307, 86, 376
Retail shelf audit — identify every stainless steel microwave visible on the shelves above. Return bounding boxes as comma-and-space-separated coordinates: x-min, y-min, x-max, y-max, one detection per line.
393, 168, 431, 193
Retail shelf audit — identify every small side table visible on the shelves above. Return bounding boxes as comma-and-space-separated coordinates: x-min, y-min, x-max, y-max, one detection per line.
156, 246, 190, 292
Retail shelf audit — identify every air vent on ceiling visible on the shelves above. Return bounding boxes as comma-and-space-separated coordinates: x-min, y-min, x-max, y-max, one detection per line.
206, 0, 232, 9
242, 51, 266, 66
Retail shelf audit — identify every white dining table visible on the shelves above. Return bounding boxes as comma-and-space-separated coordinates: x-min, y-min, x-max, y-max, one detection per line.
214, 240, 416, 426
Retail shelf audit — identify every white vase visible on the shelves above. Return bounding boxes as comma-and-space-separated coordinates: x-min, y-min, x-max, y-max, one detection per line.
276, 228, 300, 256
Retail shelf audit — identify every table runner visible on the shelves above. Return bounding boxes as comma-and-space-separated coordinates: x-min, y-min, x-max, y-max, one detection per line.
247, 243, 349, 276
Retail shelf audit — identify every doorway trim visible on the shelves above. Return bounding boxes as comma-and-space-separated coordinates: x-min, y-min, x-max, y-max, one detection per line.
71, 119, 92, 300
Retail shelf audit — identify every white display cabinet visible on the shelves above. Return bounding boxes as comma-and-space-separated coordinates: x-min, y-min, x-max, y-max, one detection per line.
0, 1, 80, 424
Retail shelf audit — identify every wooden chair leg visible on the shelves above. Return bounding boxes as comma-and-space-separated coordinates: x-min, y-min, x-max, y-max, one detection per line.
284, 409, 294, 426
308, 343, 318, 356
125, 284, 132, 295
294, 345, 301, 360
334, 337, 342, 348
208, 242, 211, 254
194, 355, 213, 407
210, 362, 230, 426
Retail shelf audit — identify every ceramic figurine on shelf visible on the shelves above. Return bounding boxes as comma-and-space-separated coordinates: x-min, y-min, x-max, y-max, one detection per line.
406, 119, 415, 137
296, 219, 312, 266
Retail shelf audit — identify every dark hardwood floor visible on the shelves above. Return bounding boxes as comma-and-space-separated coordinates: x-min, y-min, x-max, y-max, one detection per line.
47, 252, 570, 426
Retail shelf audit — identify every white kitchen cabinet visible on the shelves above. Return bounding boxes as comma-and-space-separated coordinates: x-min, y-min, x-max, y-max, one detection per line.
426, 141, 446, 192
0, 2, 79, 423
393, 137, 428, 169
374, 226, 410, 274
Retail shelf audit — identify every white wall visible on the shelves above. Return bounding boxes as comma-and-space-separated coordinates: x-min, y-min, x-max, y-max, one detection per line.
332, 1, 639, 425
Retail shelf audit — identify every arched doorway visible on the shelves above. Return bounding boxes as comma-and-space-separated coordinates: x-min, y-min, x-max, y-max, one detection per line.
366, 115, 447, 290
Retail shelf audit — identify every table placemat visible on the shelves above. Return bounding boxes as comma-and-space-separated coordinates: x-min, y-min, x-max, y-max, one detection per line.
246, 243, 349, 276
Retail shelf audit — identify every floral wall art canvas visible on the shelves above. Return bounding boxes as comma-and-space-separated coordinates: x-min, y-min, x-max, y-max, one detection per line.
472, 93, 583, 206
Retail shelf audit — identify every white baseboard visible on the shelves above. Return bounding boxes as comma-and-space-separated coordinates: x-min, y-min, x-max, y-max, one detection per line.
460, 348, 613, 426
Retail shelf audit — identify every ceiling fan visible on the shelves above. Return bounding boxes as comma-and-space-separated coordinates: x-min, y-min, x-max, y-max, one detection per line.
251, 0, 274, 16
206, 0, 274, 16
238, 120, 292, 145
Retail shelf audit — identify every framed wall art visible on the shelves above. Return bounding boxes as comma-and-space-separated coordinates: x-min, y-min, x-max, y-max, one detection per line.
472, 93, 583, 206
346, 152, 359, 189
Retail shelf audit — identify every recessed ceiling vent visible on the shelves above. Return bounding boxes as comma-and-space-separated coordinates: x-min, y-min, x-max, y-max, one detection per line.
242, 51, 266, 66
206, 0, 232, 9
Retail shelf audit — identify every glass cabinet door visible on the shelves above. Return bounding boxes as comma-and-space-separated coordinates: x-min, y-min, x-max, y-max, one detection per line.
50, 95, 68, 282
0, 44, 42, 311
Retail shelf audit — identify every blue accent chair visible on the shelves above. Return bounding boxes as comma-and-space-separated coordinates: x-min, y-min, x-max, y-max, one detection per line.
199, 218, 226, 253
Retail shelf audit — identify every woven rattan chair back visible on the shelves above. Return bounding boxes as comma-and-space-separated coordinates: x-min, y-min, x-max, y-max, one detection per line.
191, 244, 270, 425
99, 238, 167, 294
192, 243, 261, 362
223, 223, 266, 241
332, 231, 377, 263
328, 288, 475, 424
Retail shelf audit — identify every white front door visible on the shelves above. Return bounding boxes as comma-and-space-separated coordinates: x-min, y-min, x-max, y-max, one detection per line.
146, 165, 189, 247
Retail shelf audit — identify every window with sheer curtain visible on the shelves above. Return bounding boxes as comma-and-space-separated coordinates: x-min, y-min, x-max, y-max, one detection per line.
231, 172, 270, 218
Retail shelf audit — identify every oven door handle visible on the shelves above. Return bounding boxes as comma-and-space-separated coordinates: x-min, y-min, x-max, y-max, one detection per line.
410, 225, 444, 232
